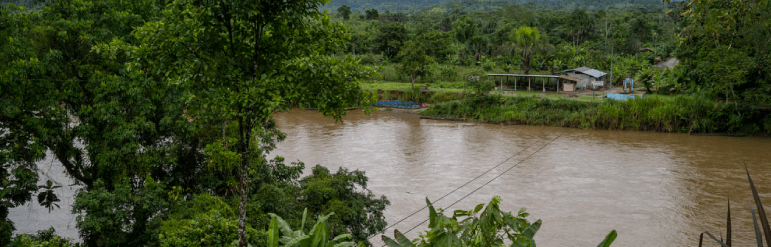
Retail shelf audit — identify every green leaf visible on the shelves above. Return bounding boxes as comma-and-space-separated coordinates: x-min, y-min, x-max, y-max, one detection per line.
522, 220, 542, 239
474, 203, 485, 214
750, 201, 764, 247
331, 234, 352, 242
382, 235, 403, 247
427, 197, 437, 228
311, 218, 329, 247
332, 243, 354, 247
597, 230, 617, 247
301, 208, 308, 232
747, 169, 771, 247
395, 229, 411, 246
267, 216, 279, 247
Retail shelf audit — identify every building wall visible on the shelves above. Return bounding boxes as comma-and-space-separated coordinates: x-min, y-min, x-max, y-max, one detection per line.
566, 72, 595, 88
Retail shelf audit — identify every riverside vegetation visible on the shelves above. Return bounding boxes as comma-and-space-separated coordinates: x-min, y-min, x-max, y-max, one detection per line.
421, 93, 771, 135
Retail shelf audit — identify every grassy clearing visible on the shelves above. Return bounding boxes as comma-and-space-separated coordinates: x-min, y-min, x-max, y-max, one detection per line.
421, 94, 771, 135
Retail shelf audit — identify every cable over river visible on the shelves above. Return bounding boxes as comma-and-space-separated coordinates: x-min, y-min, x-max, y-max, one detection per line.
272, 109, 771, 246
9, 108, 771, 246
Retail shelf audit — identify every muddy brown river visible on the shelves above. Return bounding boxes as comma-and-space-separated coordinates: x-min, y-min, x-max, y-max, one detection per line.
273, 109, 771, 246
10, 108, 771, 246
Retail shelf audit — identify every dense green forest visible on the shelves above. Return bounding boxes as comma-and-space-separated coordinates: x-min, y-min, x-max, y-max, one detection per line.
334, 0, 770, 108
1, 0, 770, 246
326, 0, 669, 13
335, 0, 682, 89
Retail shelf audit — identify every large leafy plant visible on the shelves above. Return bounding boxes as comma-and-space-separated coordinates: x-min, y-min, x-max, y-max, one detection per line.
267, 209, 355, 247
383, 196, 541, 247
383, 197, 617, 247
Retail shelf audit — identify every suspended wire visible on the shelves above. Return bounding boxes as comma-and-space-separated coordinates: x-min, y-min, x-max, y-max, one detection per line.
374, 131, 567, 247
368, 131, 562, 241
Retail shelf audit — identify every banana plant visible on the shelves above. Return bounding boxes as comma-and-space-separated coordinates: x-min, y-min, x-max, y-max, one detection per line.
267, 209, 354, 247
383, 196, 542, 247
383, 197, 617, 247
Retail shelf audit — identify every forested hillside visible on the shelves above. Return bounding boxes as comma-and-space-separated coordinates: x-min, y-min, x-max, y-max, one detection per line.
328, 0, 668, 13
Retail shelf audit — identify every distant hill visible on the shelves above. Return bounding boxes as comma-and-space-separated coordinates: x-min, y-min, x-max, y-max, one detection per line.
325, 0, 668, 13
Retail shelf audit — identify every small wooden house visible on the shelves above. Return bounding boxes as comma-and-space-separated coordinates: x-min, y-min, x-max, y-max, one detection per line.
562, 67, 607, 88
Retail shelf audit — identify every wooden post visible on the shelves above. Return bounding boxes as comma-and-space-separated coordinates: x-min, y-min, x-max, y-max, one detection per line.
542, 78, 546, 92
500, 76, 503, 92
515, 77, 517, 90
528, 77, 531, 92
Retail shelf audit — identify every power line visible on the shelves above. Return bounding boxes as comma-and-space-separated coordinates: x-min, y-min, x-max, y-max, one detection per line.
383, 131, 567, 245
368, 131, 561, 241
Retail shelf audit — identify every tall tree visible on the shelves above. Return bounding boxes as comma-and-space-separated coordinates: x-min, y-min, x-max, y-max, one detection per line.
569, 8, 594, 45
132, 0, 371, 246
398, 41, 434, 88
511, 26, 546, 74
375, 22, 408, 59
630, 16, 649, 52
338, 4, 351, 20
452, 15, 478, 43
418, 30, 453, 62
365, 8, 379, 20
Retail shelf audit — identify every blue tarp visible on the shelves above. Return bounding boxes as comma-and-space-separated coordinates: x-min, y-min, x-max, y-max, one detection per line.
606, 94, 643, 101
372, 100, 421, 109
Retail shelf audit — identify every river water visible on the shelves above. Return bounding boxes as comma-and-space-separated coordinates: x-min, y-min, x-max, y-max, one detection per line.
272, 109, 771, 246
10, 108, 771, 246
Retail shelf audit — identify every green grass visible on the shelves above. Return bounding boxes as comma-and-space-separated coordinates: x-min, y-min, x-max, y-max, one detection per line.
360, 81, 465, 93
421, 94, 771, 135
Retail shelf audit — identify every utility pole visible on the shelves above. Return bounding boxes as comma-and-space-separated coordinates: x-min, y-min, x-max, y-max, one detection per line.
610, 43, 614, 90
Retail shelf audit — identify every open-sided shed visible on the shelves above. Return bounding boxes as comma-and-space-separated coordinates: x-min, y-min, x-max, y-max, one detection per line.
486, 74, 581, 93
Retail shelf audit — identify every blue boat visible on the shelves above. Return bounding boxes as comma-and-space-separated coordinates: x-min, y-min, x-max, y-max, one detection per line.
372, 100, 422, 109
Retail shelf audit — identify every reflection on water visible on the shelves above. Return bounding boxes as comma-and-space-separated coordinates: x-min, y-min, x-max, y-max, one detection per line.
272, 109, 771, 246
10, 108, 771, 246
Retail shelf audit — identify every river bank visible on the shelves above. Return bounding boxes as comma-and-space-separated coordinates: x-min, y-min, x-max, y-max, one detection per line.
419, 94, 771, 135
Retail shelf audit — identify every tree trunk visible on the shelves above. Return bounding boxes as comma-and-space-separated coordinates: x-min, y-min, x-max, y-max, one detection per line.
238, 163, 248, 247
237, 118, 252, 247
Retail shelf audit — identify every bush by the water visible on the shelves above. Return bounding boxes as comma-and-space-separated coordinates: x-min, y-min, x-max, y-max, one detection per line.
421, 95, 771, 135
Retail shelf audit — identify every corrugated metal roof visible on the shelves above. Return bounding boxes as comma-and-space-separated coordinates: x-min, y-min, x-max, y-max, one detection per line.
564, 67, 607, 78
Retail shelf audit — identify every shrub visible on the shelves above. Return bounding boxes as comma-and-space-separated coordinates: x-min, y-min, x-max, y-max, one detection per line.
9, 228, 77, 247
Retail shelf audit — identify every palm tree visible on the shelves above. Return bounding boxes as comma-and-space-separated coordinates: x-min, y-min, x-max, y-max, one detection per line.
510, 26, 546, 74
